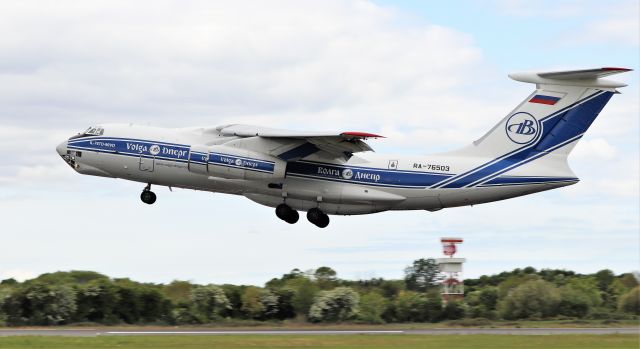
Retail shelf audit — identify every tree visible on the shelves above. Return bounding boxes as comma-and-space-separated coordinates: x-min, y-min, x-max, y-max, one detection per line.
595, 269, 615, 291
618, 286, 640, 315
291, 278, 319, 317
478, 287, 499, 310
394, 291, 427, 322
32, 271, 108, 285
259, 289, 279, 319
620, 273, 639, 289
220, 284, 245, 318
163, 281, 193, 305
74, 279, 120, 324
113, 281, 142, 323
273, 288, 296, 319
358, 292, 387, 324
404, 258, 443, 292
137, 287, 171, 323
3, 283, 77, 325
241, 287, 265, 319
564, 277, 602, 307
497, 274, 540, 298
314, 267, 338, 289
191, 285, 231, 322
424, 291, 443, 322
265, 269, 305, 289
499, 280, 560, 320
558, 286, 590, 318
442, 301, 465, 320
0, 279, 17, 286
0, 288, 10, 326
308, 287, 359, 322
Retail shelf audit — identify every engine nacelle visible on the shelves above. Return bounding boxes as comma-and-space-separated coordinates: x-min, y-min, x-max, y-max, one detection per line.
188, 144, 286, 180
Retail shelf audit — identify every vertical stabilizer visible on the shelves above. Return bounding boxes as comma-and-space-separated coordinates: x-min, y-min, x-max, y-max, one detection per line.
436, 67, 630, 189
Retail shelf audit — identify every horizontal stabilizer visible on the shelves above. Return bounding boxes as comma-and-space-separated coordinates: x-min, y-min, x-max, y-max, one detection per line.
509, 67, 632, 89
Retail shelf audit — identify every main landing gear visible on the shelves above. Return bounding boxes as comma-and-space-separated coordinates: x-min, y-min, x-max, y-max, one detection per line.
307, 208, 330, 228
275, 204, 330, 228
276, 204, 299, 224
140, 184, 156, 205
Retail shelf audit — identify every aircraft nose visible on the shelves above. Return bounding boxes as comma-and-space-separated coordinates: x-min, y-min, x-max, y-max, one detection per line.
56, 140, 68, 156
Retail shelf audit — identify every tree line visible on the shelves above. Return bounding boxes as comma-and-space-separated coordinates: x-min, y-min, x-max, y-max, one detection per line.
0, 260, 638, 326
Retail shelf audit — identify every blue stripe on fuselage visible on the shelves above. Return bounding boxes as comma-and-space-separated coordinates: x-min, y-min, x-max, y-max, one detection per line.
68, 137, 190, 161
208, 152, 275, 173
285, 161, 452, 188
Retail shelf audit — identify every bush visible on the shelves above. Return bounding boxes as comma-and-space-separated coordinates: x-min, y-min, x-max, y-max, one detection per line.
468, 305, 497, 320
557, 287, 590, 318
308, 287, 359, 323
191, 285, 231, 322
442, 301, 465, 320
393, 291, 427, 322
2, 283, 77, 325
424, 292, 443, 322
499, 280, 560, 320
478, 287, 498, 310
358, 292, 387, 324
618, 286, 640, 315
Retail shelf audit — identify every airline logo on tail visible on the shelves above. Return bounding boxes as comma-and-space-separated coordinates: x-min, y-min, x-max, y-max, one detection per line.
506, 112, 539, 144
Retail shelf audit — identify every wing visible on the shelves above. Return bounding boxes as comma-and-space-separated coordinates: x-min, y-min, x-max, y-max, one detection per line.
215, 124, 383, 160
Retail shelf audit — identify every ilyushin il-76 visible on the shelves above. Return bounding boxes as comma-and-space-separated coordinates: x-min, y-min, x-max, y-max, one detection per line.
57, 67, 630, 227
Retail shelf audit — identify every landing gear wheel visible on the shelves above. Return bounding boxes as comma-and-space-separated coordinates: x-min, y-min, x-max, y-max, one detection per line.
307, 208, 330, 228
275, 204, 299, 224
140, 187, 156, 205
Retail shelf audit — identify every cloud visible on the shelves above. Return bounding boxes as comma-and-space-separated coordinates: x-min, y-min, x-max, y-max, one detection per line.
490, 0, 639, 47
571, 138, 618, 160
576, 1, 640, 47
0, 0, 484, 130
492, 0, 586, 18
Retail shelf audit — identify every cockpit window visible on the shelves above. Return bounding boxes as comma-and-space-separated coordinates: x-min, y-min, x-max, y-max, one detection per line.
84, 126, 104, 136
69, 126, 104, 140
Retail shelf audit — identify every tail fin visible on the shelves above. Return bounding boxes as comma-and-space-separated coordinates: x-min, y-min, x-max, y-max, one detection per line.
438, 67, 631, 189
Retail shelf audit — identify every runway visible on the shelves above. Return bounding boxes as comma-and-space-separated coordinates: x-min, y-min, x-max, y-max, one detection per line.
0, 328, 637, 336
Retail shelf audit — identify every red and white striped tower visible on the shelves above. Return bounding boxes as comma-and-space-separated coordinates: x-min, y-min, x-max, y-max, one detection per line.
436, 237, 465, 303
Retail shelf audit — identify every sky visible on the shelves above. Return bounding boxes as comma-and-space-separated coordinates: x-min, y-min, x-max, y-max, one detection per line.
0, 0, 638, 285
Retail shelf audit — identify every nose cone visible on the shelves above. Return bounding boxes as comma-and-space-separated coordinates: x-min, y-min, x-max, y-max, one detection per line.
56, 140, 67, 156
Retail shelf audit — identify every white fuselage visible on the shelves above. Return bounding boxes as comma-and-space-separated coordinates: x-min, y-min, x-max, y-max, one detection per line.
57, 123, 577, 215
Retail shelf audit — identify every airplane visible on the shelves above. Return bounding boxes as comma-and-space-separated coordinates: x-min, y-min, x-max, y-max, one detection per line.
56, 67, 631, 228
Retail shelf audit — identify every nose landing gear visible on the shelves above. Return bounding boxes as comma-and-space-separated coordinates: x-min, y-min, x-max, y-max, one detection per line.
307, 208, 329, 228
140, 184, 156, 205
275, 204, 299, 224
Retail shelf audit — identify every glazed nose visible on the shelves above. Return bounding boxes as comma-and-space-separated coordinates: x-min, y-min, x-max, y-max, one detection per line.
56, 140, 67, 156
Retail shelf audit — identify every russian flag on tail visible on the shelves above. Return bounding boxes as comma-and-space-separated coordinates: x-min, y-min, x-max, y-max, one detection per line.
529, 94, 561, 105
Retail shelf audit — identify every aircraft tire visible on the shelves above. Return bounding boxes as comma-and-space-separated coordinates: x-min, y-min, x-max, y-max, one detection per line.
276, 204, 298, 224
141, 190, 156, 205
285, 210, 299, 224
307, 208, 329, 228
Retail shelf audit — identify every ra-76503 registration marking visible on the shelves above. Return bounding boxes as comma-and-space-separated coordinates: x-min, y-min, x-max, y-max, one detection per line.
413, 163, 450, 172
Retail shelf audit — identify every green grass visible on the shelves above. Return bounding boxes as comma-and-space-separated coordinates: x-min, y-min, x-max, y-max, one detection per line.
0, 335, 637, 349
